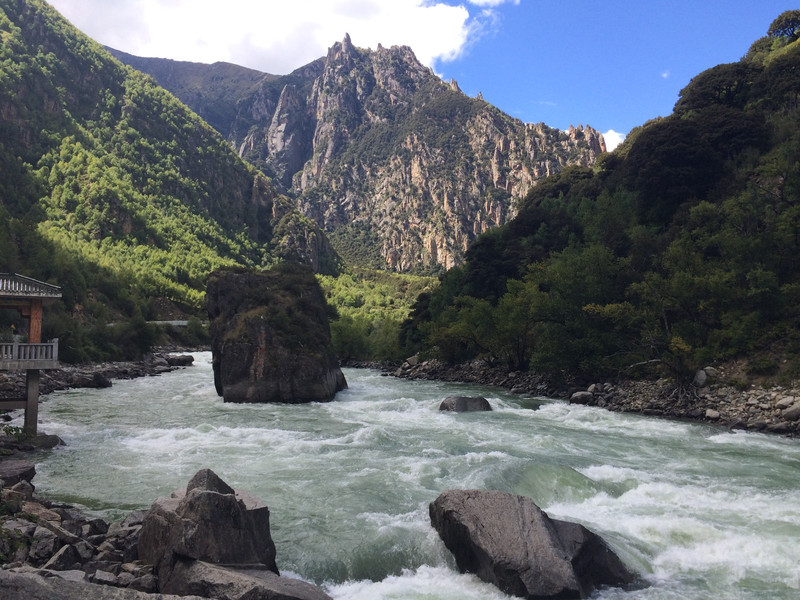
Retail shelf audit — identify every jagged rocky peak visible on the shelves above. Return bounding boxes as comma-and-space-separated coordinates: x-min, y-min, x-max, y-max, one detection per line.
111, 35, 607, 273
568, 124, 607, 161
328, 32, 359, 64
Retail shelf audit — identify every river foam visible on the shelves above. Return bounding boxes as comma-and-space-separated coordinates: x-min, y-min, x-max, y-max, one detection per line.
19, 355, 800, 599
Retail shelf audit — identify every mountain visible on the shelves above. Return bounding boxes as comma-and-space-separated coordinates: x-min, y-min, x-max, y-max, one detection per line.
111, 35, 606, 273
404, 12, 800, 380
0, 0, 339, 360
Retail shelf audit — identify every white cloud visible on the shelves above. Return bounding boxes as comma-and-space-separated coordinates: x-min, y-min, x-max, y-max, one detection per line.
661, 69, 671, 79
468, 0, 520, 7
47, 0, 506, 74
603, 129, 626, 151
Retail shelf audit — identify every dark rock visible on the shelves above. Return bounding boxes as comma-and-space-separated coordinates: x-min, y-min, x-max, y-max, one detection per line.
83, 560, 122, 576
28, 527, 61, 566
42, 543, 81, 571
439, 396, 492, 412
166, 354, 194, 367
570, 391, 594, 405
91, 569, 118, 586
72, 540, 96, 563
0, 459, 36, 486
693, 369, 709, 388
82, 518, 109, 537
138, 469, 331, 599
128, 573, 158, 593
0, 568, 204, 599
186, 467, 235, 495
206, 264, 347, 403
164, 558, 333, 600
138, 468, 278, 578
430, 489, 635, 599
120, 510, 147, 528
116, 571, 136, 587
2, 518, 37, 538
8, 480, 34, 501
782, 403, 800, 421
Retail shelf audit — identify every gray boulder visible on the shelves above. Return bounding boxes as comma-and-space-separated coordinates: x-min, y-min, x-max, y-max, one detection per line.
206, 264, 347, 403
569, 391, 594, 405
0, 459, 36, 486
0, 568, 205, 600
439, 396, 492, 412
165, 559, 332, 600
430, 489, 634, 599
138, 468, 330, 600
782, 402, 800, 421
138, 469, 278, 577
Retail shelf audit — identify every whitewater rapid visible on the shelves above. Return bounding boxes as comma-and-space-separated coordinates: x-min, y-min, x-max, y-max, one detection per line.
18, 352, 800, 599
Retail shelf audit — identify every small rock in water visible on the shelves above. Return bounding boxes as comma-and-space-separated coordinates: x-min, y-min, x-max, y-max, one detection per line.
439, 396, 492, 412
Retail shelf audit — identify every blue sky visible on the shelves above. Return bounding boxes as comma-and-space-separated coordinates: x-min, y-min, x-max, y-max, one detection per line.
436, 1, 793, 140
48, 0, 793, 149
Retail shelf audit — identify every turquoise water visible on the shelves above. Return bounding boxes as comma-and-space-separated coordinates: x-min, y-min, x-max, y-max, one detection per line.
19, 352, 800, 599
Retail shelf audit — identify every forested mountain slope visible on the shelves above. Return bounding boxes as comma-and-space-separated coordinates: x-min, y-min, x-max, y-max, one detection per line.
0, 0, 338, 360
113, 36, 606, 273
406, 12, 800, 382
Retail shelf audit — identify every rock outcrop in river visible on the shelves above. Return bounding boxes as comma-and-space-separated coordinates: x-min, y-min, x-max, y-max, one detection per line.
206, 264, 347, 403
430, 489, 635, 599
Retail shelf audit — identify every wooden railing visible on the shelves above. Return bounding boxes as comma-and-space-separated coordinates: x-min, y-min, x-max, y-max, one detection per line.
0, 274, 61, 297
0, 339, 59, 363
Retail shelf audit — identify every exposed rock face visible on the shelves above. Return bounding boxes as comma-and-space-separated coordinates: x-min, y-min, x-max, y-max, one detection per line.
438, 396, 492, 412
114, 36, 606, 272
138, 468, 278, 577
161, 560, 331, 600
429, 489, 634, 599
0, 569, 205, 600
206, 264, 347, 403
0, 459, 36, 486
138, 469, 330, 599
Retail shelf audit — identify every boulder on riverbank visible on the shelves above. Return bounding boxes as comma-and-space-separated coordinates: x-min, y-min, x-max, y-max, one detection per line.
430, 489, 635, 599
0, 568, 206, 600
206, 264, 346, 403
138, 468, 330, 600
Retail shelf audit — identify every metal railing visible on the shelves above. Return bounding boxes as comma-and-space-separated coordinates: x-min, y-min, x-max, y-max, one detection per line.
0, 339, 59, 362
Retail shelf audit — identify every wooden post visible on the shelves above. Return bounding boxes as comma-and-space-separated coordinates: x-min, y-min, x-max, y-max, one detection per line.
29, 298, 43, 344
24, 368, 40, 435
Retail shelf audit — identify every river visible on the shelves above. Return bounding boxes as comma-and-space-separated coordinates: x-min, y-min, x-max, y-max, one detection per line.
17, 352, 800, 599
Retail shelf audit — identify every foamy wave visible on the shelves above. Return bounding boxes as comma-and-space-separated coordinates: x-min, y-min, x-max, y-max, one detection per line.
326, 565, 510, 600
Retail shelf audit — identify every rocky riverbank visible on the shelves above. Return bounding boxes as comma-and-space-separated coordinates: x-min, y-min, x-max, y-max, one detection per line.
0, 465, 330, 600
0, 350, 197, 402
392, 357, 800, 437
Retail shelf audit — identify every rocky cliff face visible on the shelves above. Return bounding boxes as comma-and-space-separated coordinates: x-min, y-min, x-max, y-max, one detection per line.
117, 35, 605, 272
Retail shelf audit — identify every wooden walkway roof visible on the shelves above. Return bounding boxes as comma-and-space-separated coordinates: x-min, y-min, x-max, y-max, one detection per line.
0, 273, 61, 300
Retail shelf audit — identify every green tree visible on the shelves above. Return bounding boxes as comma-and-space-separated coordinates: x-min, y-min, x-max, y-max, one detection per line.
768, 10, 800, 41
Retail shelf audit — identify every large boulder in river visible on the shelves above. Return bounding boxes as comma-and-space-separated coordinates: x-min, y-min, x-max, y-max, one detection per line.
430, 489, 634, 599
206, 264, 347, 403
138, 469, 330, 600
439, 396, 492, 412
